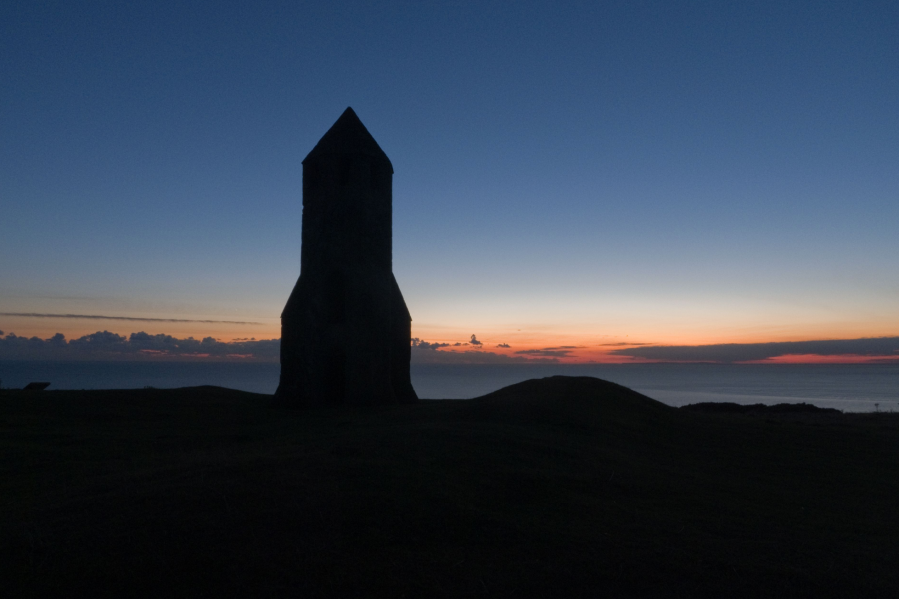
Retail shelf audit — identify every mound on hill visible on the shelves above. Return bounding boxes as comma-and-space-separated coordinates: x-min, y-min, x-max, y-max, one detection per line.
464, 375, 675, 424
1, 376, 897, 598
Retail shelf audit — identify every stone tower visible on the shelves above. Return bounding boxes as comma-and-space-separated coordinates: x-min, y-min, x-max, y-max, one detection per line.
274, 107, 418, 406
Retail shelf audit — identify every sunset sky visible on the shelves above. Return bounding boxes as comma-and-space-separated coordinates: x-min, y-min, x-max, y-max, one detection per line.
2, 1, 897, 363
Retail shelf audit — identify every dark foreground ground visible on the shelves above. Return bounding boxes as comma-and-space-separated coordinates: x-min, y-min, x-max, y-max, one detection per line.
2, 377, 898, 598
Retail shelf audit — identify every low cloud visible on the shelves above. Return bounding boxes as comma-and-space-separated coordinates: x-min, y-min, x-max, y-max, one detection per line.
412, 348, 556, 365
469, 334, 482, 346
0, 331, 280, 361
411, 338, 450, 350
600, 342, 652, 347
610, 337, 899, 362
496, 343, 510, 348
410, 338, 557, 364
0, 313, 262, 325
512, 345, 582, 358
514, 348, 575, 358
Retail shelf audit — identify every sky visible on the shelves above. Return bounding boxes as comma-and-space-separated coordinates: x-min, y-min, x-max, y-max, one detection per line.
1, 0, 898, 364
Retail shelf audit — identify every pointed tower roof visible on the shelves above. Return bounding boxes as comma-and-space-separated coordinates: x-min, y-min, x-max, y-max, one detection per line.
303, 107, 393, 171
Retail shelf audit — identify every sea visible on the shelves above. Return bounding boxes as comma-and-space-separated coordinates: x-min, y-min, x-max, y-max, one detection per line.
1, 360, 897, 412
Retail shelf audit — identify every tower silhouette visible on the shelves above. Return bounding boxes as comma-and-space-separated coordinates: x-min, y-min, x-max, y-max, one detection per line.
274, 108, 418, 406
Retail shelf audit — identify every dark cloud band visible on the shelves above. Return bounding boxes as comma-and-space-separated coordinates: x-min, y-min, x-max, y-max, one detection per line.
514, 349, 574, 358
610, 337, 899, 362
0, 313, 262, 325
0, 330, 279, 360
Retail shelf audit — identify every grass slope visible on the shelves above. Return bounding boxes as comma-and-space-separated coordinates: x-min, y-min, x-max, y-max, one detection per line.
2, 376, 898, 597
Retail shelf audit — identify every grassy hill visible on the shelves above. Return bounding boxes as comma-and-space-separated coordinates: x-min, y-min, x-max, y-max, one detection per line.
2, 376, 898, 597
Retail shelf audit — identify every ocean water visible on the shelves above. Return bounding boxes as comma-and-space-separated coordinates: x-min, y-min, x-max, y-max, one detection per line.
2, 360, 897, 412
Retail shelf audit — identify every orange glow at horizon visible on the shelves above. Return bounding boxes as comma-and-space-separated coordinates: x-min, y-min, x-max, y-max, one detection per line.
416, 345, 899, 364
410, 319, 899, 351
409, 326, 899, 365
3, 315, 898, 364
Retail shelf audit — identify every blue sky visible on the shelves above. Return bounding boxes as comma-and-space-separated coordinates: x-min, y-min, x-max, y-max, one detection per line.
2, 0, 897, 361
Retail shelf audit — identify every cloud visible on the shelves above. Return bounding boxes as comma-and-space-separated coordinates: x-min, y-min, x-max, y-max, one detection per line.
69, 330, 129, 349
48, 333, 66, 346
514, 348, 575, 358
469, 334, 482, 346
610, 337, 899, 362
511, 345, 582, 358
496, 343, 510, 348
599, 342, 653, 346
410, 338, 557, 364
411, 338, 450, 350
0, 330, 280, 361
411, 348, 557, 364
535, 345, 581, 350
0, 313, 262, 325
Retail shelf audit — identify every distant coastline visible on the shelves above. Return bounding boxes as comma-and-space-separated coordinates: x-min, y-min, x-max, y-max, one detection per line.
1, 360, 896, 412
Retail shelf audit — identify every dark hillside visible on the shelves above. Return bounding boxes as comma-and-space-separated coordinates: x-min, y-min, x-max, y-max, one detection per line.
2, 378, 898, 597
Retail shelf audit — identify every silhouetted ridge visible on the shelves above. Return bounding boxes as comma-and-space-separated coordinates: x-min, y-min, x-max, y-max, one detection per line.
303, 106, 393, 170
